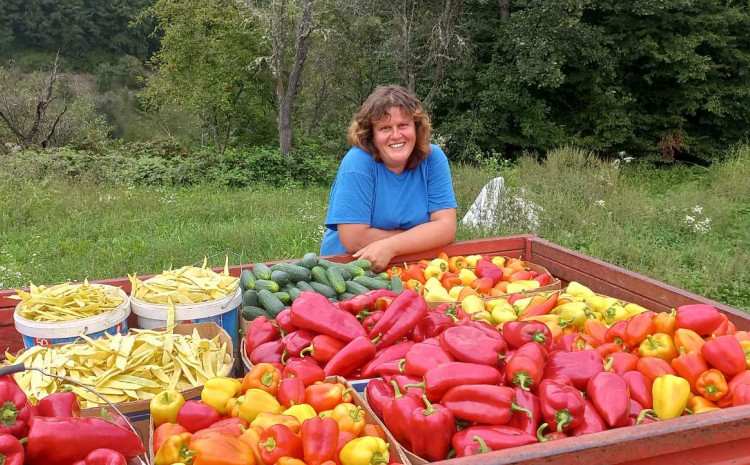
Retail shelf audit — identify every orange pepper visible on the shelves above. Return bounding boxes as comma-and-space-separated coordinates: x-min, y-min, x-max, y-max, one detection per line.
695, 368, 728, 402
688, 395, 719, 414
362, 424, 386, 440
277, 458, 306, 465
448, 256, 468, 273
638, 333, 678, 361
470, 277, 493, 295
741, 340, 750, 368
190, 430, 255, 465
440, 272, 462, 290
493, 281, 508, 294
584, 319, 608, 347
305, 382, 352, 412
405, 279, 422, 294
238, 427, 263, 465
241, 363, 281, 396
331, 402, 366, 436
652, 310, 676, 335
404, 264, 426, 283
437, 251, 450, 263
673, 328, 705, 354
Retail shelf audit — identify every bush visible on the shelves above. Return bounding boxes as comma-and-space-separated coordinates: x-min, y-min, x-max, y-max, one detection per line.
0, 142, 339, 188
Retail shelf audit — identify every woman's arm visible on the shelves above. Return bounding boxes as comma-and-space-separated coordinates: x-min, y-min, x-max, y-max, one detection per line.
338, 224, 403, 253
351, 208, 457, 271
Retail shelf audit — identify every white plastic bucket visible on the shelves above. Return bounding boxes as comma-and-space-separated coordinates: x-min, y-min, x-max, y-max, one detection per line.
14, 286, 130, 348
130, 288, 241, 348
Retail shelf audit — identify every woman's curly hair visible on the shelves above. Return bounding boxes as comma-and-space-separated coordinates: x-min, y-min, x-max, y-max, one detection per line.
347, 85, 432, 170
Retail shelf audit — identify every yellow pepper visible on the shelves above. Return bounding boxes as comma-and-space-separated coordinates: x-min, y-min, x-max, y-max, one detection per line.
318, 409, 333, 418
423, 277, 443, 292
201, 377, 241, 415
283, 403, 317, 423
231, 388, 281, 422
624, 303, 650, 317
506, 280, 540, 294
460, 294, 484, 314
566, 281, 595, 298
740, 340, 750, 368
465, 255, 483, 268
154, 432, 193, 465
250, 412, 301, 433
423, 265, 443, 281
583, 294, 612, 312
491, 306, 517, 325
429, 258, 449, 272
339, 436, 390, 465
423, 287, 454, 305
150, 390, 186, 427
471, 310, 493, 324
491, 256, 506, 268
687, 395, 720, 414
552, 302, 588, 330
458, 268, 478, 286
603, 304, 629, 325
653, 374, 690, 420
638, 333, 678, 361
331, 402, 366, 436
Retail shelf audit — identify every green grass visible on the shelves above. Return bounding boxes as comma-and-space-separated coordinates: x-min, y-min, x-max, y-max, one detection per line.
1, 146, 749, 311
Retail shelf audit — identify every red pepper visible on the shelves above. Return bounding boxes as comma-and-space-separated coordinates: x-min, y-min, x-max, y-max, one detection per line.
283, 358, 325, 386
439, 326, 506, 366
276, 308, 296, 333
586, 372, 629, 428
360, 341, 414, 378
442, 385, 528, 425
250, 339, 284, 364
636, 356, 675, 381
404, 343, 453, 377
675, 304, 723, 336
177, 400, 221, 433
301, 335, 346, 364
383, 380, 421, 448
283, 330, 316, 358
36, 391, 80, 418
372, 359, 405, 376
301, 417, 339, 465
732, 383, 750, 406
412, 311, 454, 342
361, 311, 384, 334
260, 424, 303, 464
387, 374, 424, 398
408, 395, 455, 461
340, 294, 375, 315
535, 273, 552, 286
324, 336, 376, 377
502, 321, 553, 350
508, 388, 540, 436
670, 351, 709, 390
71, 449, 127, 465
26, 416, 144, 465
475, 259, 503, 285
711, 313, 736, 337
459, 319, 505, 340
605, 320, 628, 346
518, 292, 559, 319
0, 434, 24, 465
622, 370, 653, 408
278, 377, 306, 407
376, 293, 428, 348
538, 379, 585, 432
505, 348, 545, 391
0, 376, 31, 438
192, 417, 246, 439
717, 370, 750, 407
596, 342, 624, 359
536, 423, 567, 442
291, 292, 366, 342
702, 335, 746, 377
245, 316, 281, 353
623, 311, 656, 347
419, 362, 502, 401
604, 351, 639, 375
368, 290, 421, 338
452, 426, 536, 457
571, 400, 607, 436
364, 378, 394, 419
544, 350, 604, 391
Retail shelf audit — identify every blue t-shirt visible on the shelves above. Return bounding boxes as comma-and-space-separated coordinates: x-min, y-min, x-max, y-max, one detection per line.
320, 144, 457, 255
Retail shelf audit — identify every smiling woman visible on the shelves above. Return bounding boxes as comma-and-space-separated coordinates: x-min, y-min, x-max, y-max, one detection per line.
320, 85, 458, 270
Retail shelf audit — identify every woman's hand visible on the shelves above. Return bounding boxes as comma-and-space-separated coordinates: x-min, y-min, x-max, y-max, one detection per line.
353, 238, 396, 272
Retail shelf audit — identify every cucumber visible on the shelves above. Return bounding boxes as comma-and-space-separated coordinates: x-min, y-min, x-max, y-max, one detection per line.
348, 259, 372, 270
339, 292, 356, 301
258, 289, 286, 317
317, 259, 337, 269
274, 291, 291, 305
390, 276, 404, 293
242, 305, 270, 321
353, 275, 390, 290
333, 266, 353, 281
345, 280, 370, 295
242, 289, 259, 307
287, 286, 301, 301
254, 279, 280, 293
377, 272, 389, 280
300, 252, 319, 269
240, 269, 256, 290
309, 281, 337, 298
270, 270, 290, 286
272, 263, 311, 282
311, 266, 331, 286
295, 281, 314, 292
342, 264, 365, 277
326, 267, 347, 294
252, 263, 273, 280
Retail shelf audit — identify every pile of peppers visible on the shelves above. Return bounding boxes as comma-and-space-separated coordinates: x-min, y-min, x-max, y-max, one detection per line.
0, 375, 144, 465
152, 363, 399, 465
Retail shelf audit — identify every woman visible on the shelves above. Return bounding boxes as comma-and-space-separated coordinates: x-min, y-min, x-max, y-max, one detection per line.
320, 85, 457, 270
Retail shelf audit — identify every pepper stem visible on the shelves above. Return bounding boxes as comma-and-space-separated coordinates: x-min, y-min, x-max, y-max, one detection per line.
280, 349, 289, 365
390, 380, 403, 398
513, 373, 533, 391
555, 409, 572, 433
421, 395, 435, 416
261, 437, 277, 452
261, 371, 274, 387
397, 358, 406, 373
471, 435, 490, 453
371, 452, 389, 465
0, 401, 18, 426
533, 332, 547, 344
536, 422, 551, 442
636, 409, 658, 424
371, 335, 382, 345
299, 345, 314, 357
511, 402, 532, 420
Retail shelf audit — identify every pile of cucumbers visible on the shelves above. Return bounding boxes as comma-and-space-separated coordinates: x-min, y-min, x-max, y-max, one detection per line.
239, 252, 403, 322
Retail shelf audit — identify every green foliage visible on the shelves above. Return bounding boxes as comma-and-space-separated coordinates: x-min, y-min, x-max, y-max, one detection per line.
1, 142, 338, 187
142, 0, 276, 150
95, 55, 146, 92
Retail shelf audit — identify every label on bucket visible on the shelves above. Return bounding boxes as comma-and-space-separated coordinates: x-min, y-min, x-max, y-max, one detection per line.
21, 320, 129, 348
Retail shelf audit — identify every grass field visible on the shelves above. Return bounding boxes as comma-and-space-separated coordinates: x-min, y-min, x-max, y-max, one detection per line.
1, 146, 748, 311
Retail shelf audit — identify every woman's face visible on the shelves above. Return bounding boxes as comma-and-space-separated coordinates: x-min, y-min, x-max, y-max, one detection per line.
372, 106, 416, 174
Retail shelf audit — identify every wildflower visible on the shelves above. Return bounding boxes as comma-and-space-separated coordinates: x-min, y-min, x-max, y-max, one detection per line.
692, 205, 703, 214
595, 200, 606, 207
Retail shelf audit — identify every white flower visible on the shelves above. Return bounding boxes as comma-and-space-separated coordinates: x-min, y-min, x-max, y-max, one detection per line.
684, 215, 695, 224
595, 200, 606, 207
692, 205, 703, 214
